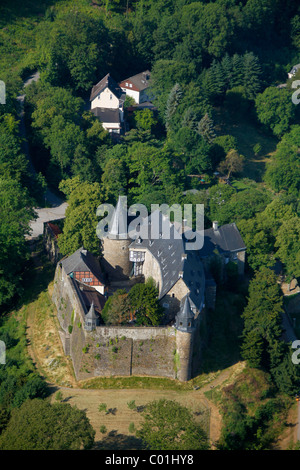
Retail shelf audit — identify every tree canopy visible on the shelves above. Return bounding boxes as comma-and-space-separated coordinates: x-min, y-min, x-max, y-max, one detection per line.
0, 399, 95, 450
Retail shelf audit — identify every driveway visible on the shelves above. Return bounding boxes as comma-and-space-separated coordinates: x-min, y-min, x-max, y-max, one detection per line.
17, 72, 68, 239
27, 203, 68, 240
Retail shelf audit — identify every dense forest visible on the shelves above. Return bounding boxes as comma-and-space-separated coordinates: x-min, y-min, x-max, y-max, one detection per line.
0, 0, 300, 450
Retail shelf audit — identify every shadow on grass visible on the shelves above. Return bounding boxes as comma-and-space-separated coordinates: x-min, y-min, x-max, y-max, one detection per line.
94, 430, 145, 450
17, 239, 56, 308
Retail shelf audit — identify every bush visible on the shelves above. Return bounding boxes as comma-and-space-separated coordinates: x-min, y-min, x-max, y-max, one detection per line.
129, 422, 135, 433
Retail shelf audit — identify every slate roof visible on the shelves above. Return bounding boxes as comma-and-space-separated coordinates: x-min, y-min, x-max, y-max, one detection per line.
85, 302, 98, 320
178, 295, 194, 320
120, 70, 151, 91
60, 247, 104, 283
198, 223, 246, 258
129, 210, 205, 311
91, 107, 121, 124
74, 280, 106, 315
90, 73, 124, 102
289, 64, 300, 75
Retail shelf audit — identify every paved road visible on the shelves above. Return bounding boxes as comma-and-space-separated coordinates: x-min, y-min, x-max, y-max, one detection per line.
17, 72, 68, 238
26, 204, 68, 240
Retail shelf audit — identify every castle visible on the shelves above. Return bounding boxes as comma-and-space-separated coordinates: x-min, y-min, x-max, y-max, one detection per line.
51, 197, 246, 382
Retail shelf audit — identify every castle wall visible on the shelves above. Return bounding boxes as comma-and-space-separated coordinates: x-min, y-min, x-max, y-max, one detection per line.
52, 264, 207, 382
77, 326, 177, 381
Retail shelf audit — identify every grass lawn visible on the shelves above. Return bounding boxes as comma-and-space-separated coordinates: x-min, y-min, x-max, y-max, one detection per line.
213, 105, 278, 182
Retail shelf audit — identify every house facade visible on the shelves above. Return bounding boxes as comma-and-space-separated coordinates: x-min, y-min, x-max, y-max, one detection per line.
90, 73, 125, 134
60, 247, 106, 295
119, 70, 151, 104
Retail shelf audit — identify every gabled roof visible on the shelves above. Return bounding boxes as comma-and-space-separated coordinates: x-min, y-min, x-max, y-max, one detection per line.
289, 64, 300, 75
60, 247, 104, 283
47, 222, 61, 239
90, 73, 123, 101
198, 222, 246, 258
119, 70, 151, 91
74, 280, 106, 314
91, 107, 121, 124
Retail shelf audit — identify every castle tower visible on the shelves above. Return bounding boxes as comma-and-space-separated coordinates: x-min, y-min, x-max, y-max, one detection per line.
84, 302, 100, 331
101, 196, 133, 281
175, 295, 195, 381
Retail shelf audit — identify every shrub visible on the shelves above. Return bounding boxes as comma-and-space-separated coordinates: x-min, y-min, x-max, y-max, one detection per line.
129, 422, 135, 433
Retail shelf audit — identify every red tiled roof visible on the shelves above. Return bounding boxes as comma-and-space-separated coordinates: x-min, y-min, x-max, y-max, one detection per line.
47, 223, 61, 239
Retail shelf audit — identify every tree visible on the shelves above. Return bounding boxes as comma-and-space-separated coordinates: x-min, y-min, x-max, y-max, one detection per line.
218, 149, 244, 179
165, 83, 183, 133
101, 157, 127, 204
241, 267, 285, 371
255, 87, 296, 137
101, 289, 132, 325
37, 11, 110, 92
0, 178, 35, 309
134, 108, 157, 132
237, 214, 275, 271
264, 126, 300, 195
242, 52, 262, 99
208, 183, 236, 225
137, 399, 209, 450
129, 278, 164, 326
197, 113, 216, 144
57, 180, 103, 256
275, 217, 300, 279
0, 399, 95, 450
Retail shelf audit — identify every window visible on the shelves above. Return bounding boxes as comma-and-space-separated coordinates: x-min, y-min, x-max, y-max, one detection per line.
110, 94, 112, 100
126, 82, 128, 86
129, 84, 132, 88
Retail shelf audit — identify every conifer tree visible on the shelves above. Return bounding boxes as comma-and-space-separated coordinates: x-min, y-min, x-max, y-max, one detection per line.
230, 53, 244, 88
181, 107, 198, 131
221, 53, 233, 89
165, 83, 183, 133
197, 113, 216, 144
241, 267, 285, 370
243, 52, 262, 99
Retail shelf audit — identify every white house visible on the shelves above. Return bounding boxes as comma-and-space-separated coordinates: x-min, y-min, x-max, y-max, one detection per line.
90, 73, 125, 134
119, 70, 152, 104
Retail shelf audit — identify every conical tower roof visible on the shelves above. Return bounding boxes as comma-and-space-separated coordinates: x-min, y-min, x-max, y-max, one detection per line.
109, 195, 128, 239
179, 295, 194, 320
86, 302, 98, 320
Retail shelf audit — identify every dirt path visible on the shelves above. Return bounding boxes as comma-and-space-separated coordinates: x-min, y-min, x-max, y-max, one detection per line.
26, 280, 243, 449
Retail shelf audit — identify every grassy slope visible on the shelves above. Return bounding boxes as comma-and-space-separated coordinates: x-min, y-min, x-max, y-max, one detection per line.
213, 106, 278, 182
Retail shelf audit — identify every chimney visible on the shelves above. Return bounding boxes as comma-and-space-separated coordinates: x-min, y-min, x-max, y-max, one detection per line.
212, 221, 219, 231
